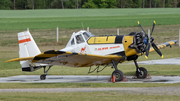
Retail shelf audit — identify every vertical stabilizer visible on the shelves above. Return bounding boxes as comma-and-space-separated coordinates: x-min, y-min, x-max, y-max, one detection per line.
18, 31, 43, 71
18, 31, 41, 57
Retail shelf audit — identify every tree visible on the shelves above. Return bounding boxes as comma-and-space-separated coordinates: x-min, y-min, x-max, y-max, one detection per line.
61, 0, 64, 9
76, 0, 78, 8
14, 0, 15, 9
82, 0, 97, 8
120, 0, 134, 8
163, 0, 165, 7
99, 1, 108, 8
43, 0, 45, 8
82, 0, 117, 8
64, 0, 76, 9
153, 0, 161, 8
172, 0, 178, 7
0, 0, 12, 9
96, 0, 117, 8
27, 0, 34, 9
32, 0, 34, 9
107, 0, 117, 8
177, 0, 180, 7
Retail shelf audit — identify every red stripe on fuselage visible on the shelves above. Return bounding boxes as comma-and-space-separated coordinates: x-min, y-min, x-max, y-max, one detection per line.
19, 38, 31, 44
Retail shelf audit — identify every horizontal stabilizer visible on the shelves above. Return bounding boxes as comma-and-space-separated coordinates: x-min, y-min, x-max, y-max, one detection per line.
5, 57, 34, 62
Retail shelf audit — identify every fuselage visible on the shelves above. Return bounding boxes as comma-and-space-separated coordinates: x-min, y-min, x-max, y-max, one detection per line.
61, 30, 138, 58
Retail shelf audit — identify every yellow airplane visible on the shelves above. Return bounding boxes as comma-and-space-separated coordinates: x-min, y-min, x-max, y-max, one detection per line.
6, 21, 178, 82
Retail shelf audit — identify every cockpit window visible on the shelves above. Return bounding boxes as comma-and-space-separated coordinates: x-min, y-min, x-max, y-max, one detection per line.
83, 32, 94, 40
76, 35, 85, 44
71, 38, 75, 45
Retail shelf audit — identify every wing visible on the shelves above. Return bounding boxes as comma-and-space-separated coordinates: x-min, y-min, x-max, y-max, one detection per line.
6, 50, 122, 67
33, 50, 122, 67
138, 40, 178, 56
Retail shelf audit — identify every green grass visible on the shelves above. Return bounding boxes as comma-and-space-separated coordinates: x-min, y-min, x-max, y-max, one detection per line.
0, 91, 180, 101
0, 83, 179, 89
0, 14, 180, 30
0, 8, 180, 30
0, 78, 179, 91
1, 8, 180, 18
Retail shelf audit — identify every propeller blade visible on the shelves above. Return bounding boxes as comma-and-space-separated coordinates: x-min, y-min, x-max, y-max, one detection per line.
152, 42, 163, 58
145, 30, 151, 59
137, 21, 147, 34
150, 21, 156, 36
145, 43, 150, 59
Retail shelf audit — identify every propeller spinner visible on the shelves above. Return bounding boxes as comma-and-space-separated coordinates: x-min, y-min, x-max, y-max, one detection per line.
138, 21, 163, 59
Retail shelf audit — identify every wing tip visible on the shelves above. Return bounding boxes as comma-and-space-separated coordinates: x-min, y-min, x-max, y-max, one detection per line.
145, 56, 148, 59
161, 55, 164, 58
154, 20, 156, 24
138, 21, 140, 24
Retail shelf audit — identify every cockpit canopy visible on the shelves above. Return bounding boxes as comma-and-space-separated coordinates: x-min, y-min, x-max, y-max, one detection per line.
66, 30, 94, 47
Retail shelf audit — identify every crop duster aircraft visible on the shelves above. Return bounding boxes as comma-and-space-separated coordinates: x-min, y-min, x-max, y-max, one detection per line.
6, 21, 178, 81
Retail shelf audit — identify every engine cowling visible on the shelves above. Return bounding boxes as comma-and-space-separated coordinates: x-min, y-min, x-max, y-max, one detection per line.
128, 31, 147, 54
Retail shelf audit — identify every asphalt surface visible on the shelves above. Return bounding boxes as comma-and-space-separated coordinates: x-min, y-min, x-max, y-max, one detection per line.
1, 75, 180, 83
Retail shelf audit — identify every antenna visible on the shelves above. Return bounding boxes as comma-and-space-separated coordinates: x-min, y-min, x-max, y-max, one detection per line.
81, 22, 84, 30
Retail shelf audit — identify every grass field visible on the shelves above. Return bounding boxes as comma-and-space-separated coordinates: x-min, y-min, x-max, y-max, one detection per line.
1, 14, 180, 30
0, 82, 179, 89
1, 91, 180, 101
1, 8, 180, 18
0, 8, 180, 30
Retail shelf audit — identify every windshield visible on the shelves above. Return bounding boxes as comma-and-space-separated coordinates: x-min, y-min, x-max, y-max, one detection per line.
83, 32, 95, 40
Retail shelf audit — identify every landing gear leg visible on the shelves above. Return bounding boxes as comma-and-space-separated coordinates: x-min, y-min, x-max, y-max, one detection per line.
111, 60, 123, 82
40, 66, 52, 80
134, 60, 147, 79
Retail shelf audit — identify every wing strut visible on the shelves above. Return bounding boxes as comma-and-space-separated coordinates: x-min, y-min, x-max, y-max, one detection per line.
88, 65, 108, 74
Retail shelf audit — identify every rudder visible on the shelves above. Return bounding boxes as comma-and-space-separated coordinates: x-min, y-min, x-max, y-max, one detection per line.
18, 31, 45, 72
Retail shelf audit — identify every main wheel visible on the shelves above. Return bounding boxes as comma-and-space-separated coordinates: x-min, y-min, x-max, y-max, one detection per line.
40, 74, 46, 80
136, 67, 147, 79
112, 70, 124, 82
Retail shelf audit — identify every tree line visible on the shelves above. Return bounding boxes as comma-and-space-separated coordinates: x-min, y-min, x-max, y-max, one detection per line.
0, 0, 180, 10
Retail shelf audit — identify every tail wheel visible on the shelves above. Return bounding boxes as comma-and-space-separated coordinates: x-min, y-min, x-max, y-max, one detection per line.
112, 70, 124, 82
136, 67, 147, 79
40, 74, 46, 80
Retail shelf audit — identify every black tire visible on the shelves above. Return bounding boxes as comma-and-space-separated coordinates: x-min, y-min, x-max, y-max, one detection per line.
40, 74, 46, 80
136, 67, 147, 79
112, 70, 124, 82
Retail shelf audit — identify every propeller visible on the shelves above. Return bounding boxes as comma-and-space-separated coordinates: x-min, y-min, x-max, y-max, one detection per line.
138, 21, 163, 59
